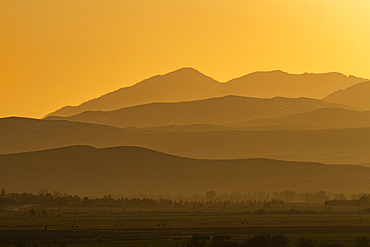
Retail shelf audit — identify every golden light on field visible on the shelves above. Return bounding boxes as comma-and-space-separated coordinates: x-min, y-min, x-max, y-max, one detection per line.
1, 0, 370, 118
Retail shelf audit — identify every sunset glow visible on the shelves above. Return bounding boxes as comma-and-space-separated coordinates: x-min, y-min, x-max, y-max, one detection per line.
1, 0, 370, 118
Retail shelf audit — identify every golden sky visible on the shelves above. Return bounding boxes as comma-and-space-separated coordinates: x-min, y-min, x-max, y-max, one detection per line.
1, 0, 370, 118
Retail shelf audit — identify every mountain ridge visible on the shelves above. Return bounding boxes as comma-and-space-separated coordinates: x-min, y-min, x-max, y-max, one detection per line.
45, 68, 365, 117
323, 80, 370, 110
2, 117, 370, 164
45, 95, 358, 128
2, 145, 370, 196
231, 107, 370, 129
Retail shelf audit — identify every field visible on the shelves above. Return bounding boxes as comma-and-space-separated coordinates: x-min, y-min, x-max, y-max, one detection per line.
1, 204, 370, 246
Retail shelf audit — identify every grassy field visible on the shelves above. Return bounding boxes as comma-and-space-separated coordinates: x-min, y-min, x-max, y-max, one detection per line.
0, 206, 370, 246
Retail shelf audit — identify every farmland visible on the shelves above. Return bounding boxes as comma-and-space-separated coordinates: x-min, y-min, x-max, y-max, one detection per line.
1, 205, 370, 246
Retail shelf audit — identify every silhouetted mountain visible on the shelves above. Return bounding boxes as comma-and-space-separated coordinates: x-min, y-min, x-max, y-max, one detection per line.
1, 145, 370, 196
139, 124, 235, 133
46, 68, 221, 117
45, 96, 356, 128
232, 108, 370, 129
0, 117, 143, 154
225, 71, 364, 99
46, 68, 364, 117
323, 80, 370, 110
1, 117, 370, 164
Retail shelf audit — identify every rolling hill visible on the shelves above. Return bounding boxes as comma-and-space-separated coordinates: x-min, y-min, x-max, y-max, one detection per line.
323, 80, 370, 110
0, 117, 143, 154
45, 96, 356, 128
231, 108, 370, 129
1, 117, 370, 164
1, 145, 370, 196
46, 68, 365, 117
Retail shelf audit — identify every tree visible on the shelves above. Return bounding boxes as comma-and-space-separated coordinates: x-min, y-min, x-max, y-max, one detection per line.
28, 208, 37, 216
356, 236, 370, 247
205, 191, 218, 202
295, 238, 316, 247
246, 234, 289, 247
183, 237, 208, 247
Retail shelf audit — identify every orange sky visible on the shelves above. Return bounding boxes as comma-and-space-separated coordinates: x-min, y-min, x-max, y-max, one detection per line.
1, 0, 370, 118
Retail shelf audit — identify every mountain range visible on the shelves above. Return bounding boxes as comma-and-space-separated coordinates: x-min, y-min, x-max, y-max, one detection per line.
323, 80, 370, 110
45, 95, 356, 128
2, 117, 370, 164
45, 68, 365, 117
3, 67, 370, 196
231, 108, 370, 129
1, 145, 370, 196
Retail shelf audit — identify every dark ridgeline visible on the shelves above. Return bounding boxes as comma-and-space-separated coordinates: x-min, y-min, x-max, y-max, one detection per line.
44, 95, 357, 129
1, 117, 370, 164
1, 145, 370, 196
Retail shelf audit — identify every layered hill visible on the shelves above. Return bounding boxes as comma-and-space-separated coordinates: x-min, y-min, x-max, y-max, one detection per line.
1, 145, 370, 196
45, 96, 356, 128
323, 80, 370, 110
1, 117, 370, 164
231, 108, 370, 129
46, 68, 365, 117
0, 117, 143, 154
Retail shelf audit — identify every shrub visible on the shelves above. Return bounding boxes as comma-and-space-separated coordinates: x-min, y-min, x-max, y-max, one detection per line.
254, 209, 266, 215
28, 208, 37, 216
318, 243, 348, 247
246, 234, 289, 247
356, 236, 370, 247
295, 238, 316, 247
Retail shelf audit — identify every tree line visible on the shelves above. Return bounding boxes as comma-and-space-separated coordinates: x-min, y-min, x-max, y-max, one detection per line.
1, 188, 370, 209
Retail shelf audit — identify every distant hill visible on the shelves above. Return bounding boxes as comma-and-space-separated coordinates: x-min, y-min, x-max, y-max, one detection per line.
323, 80, 370, 110
45, 68, 365, 117
45, 96, 356, 128
1, 117, 370, 164
0, 117, 143, 154
224, 71, 364, 99
231, 108, 370, 129
1, 145, 370, 196
138, 124, 236, 133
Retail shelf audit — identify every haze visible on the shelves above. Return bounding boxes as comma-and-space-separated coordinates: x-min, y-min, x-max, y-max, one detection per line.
3, 2, 370, 243
1, 0, 370, 118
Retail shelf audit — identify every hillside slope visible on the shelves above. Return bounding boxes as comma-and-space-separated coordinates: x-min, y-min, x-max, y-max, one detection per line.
1, 117, 370, 164
232, 108, 370, 129
1, 146, 370, 196
323, 80, 370, 110
45, 96, 356, 128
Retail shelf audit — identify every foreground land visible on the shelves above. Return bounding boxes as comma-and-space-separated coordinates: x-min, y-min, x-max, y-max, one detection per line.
1, 207, 370, 246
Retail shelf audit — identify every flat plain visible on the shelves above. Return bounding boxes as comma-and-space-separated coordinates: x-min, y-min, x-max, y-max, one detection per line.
1, 205, 370, 246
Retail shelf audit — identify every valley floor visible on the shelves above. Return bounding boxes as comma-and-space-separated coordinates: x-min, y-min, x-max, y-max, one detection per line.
1, 207, 370, 246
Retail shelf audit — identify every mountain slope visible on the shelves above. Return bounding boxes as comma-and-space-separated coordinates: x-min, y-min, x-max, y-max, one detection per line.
232, 108, 370, 129
46, 68, 365, 117
323, 80, 370, 110
1, 117, 370, 164
225, 71, 364, 99
1, 145, 370, 196
45, 96, 356, 128
46, 68, 222, 117
0, 117, 144, 154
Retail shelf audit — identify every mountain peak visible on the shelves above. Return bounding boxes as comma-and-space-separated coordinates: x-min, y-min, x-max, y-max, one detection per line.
45, 68, 366, 117
171, 67, 200, 73
162, 67, 208, 78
